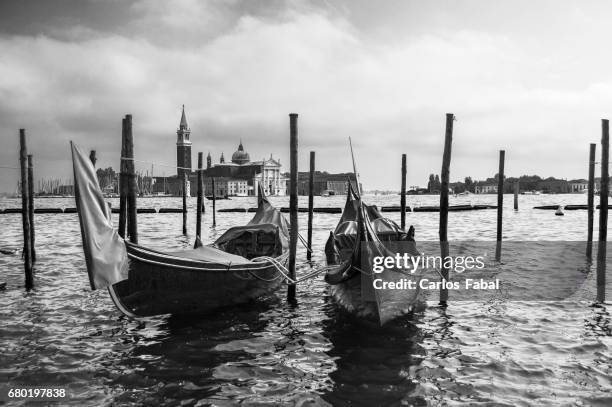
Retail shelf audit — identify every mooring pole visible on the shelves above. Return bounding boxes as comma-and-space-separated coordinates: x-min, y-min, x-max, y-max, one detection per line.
307, 151, 315, 261
125, 114, 138, 244
439, 113, 453, 306
597, 120, 608, 303
211, 177, 216, 227
118, 118, 128, 239
182, 173, 188, 235
288, 113, 299, 301
587, 143, 596, 259
513, 181, 519, 211
27, 154, 35, 264
19, 129, 33, 289
196, 152, 203, 240
495, 150, 505, 261
401, 153, 407, 230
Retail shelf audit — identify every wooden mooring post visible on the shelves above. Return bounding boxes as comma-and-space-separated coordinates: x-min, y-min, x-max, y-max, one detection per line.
19, 129, 33, 289
597, 120, 608, 303
196, 152, 203, 241
401, 153, 407, 230
27, 154, 35, 264
513, 181, 519, 211
307, 151, 315, 261
288, 113, 299, 301
182, 173, 188, 235
587, 143, 596, 259
125, 114, 138, 244
118, 118, 128, 239
211, 177, 216, 227
439, 113, 454, 306
495, 150, 505, 261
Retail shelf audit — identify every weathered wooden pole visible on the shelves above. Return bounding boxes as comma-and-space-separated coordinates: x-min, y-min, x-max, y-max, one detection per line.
211, 177, 216, 227
587, 143, 596, 259
19, 129, 33, 289
307, 151, 315, 261
597, 120, 608, 303
125, 114, 138, 244
288, 113, 299, 301
495, 150, 505, 261
196, 152, 203, 240
27, 154, 35, 264
513, 181, 519, 211
118, 118, 128, 239
401, 153, 407, 229
182, 173, 188, 235
439, 113, 453, 305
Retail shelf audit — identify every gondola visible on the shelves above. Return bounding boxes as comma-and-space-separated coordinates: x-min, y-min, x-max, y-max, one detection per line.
71, 143, 290, 318
324, 183, 421, 325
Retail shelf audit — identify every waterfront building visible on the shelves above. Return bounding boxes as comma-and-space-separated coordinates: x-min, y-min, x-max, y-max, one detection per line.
203, 145, 287, 196
569, 179, 588, 193
474, 183, 497, 194
148, 106, 286, 196
294, 171, 358, 195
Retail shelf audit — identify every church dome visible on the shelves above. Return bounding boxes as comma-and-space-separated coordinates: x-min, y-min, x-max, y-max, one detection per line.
231, 141, 250, 164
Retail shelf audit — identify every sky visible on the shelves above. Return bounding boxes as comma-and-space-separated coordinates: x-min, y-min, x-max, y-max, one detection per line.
1, 0, 612, 192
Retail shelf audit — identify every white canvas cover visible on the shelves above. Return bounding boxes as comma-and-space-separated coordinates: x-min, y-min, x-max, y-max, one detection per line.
71, 142, 128, 289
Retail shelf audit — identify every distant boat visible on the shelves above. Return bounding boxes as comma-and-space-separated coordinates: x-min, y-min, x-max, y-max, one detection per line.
521, 190, 542, 195
555, 206, 565, 216
321, 190, 336, 197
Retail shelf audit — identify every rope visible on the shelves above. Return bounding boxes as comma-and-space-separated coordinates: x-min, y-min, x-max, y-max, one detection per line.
297, 232, 313, 253
294, 265, 334, 283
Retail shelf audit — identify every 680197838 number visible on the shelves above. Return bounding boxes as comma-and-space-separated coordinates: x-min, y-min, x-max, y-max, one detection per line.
1, 386, 69, 401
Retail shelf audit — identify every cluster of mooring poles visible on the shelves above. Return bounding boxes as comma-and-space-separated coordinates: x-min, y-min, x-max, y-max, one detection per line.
433, 114, 607, 305
8, 113, 608, 304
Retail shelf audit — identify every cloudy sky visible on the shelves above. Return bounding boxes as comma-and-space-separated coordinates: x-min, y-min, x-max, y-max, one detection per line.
1, 0, 611, 192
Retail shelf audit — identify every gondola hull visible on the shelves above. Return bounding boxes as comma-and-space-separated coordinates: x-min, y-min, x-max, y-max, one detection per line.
325, 258, 418, 324
109, 247, 287, 317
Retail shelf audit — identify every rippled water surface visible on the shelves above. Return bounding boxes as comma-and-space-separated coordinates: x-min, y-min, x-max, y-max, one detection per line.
0, 194, 611, 406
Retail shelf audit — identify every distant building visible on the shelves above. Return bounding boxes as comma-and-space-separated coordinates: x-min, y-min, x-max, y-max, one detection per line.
569, 179, 588, 193
474, 183, 497, 194
203, 144, 287, 196
294, 171, 358, 195
150, 107, 287, 197
176, 105, 192, 178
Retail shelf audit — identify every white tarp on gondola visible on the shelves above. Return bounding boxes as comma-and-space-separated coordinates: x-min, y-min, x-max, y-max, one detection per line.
71, 142, 128, 289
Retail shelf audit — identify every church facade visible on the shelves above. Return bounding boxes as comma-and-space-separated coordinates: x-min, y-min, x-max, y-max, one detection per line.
152, 106, 287, 197
203, 142, 287, 197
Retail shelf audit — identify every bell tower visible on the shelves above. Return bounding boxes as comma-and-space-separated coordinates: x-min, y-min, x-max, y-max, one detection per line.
176, 104, 192, 177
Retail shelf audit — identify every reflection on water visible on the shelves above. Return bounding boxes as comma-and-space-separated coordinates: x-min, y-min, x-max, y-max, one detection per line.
0, 194, 610, 405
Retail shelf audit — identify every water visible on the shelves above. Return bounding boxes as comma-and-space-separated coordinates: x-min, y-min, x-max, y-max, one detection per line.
0, 194, 610, 406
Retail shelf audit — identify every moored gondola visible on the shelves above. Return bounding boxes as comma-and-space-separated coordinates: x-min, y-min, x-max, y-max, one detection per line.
324, 184, 421, 325
71, 143, 290, 318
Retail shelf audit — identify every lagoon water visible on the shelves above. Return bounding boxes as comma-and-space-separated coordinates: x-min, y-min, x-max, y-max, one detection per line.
0, 194, 610, 406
